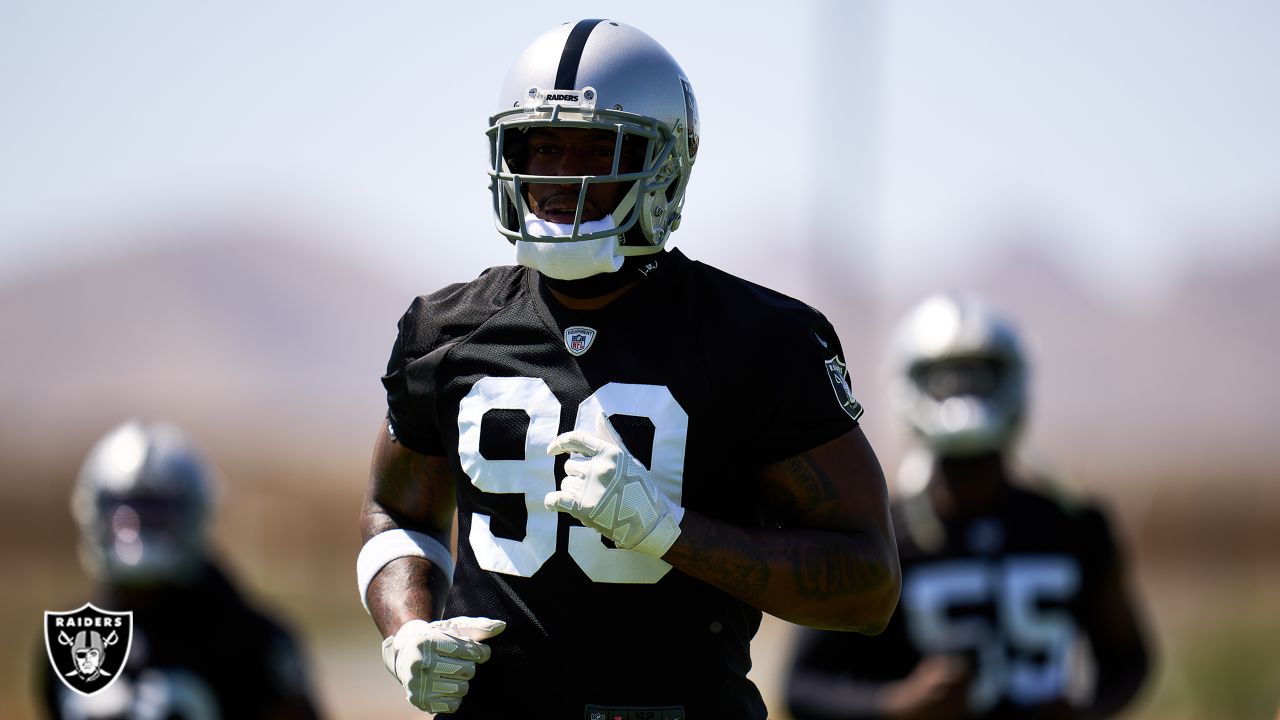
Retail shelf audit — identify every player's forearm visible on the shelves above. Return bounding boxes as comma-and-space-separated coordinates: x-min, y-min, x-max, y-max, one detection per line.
663, 509, 900, 632
366, 556, 451, 638
361, 419, 459, 638
360, 503, 453, 638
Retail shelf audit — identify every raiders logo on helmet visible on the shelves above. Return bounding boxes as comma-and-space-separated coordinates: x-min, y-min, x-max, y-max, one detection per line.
44, 603, 134, 696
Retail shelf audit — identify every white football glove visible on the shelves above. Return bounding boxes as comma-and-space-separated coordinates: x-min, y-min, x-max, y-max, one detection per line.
544, 412, 684, 557
380, 616, 506, 714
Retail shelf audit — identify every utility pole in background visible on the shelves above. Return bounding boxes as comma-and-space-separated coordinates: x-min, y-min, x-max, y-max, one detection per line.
808, 0, 884, 292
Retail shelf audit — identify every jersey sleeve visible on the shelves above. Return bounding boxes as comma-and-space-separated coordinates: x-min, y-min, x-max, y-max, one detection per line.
382, 298, 447, 456
747, 311, 864, 466
382, 270, 527, 457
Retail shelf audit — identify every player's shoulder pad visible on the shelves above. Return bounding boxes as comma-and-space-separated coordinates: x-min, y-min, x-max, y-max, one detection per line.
1020, 469, 1094, 512
396, 265, 528, 359
680, 257, 836, 346
1012, 472, 1114, 535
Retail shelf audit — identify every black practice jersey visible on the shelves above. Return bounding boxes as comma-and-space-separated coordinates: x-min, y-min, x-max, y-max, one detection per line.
789, 484, 1121, 720
40, 563, 318, 720
383, 249, 863, 719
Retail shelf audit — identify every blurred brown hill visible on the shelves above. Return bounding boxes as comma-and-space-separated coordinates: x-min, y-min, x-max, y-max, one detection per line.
3, 225, 1277, 520
761, 237, 1280, 482
0, 223, 422, 489
2, 226, 1278, 528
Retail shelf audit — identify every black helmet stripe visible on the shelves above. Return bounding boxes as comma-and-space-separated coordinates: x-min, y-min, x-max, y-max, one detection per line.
555, 19, 607, 91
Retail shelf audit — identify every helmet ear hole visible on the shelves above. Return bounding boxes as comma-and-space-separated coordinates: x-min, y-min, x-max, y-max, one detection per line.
665, 173, 682, 203
622, 224, 647, 247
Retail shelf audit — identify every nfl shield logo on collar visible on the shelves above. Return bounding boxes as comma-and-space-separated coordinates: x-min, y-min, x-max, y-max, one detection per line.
45, 603, 134, 696
563, 326, 597, 356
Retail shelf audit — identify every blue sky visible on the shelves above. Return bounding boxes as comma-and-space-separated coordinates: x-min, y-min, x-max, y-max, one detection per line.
2, 1, 1277, 300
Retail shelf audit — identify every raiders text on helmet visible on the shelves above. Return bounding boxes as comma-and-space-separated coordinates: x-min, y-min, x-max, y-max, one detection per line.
488, 19, 699, 252
891, 293, 1028, 457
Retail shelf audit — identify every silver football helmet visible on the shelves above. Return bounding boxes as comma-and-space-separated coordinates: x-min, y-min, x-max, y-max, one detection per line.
488, 19, 699, 252
71, 420, 214, 586
891, 293, 1028, 457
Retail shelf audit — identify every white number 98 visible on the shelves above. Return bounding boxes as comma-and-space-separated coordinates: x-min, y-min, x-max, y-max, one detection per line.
457, 377, 688, 584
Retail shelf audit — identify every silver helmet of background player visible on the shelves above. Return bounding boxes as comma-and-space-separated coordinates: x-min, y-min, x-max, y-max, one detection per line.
488, 19, 699, 254
71, 420, 214, 585
892, 293, 1028, 457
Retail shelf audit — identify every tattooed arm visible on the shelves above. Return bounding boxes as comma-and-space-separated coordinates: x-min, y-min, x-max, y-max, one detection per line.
662, 427, 901, 633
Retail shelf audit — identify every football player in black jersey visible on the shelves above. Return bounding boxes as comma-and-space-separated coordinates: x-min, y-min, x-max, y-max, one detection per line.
357, 19, 901, 720
40, 420, 321, 720
785, 294, 1151, 719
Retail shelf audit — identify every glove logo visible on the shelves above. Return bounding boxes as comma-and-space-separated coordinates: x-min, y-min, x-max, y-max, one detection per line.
44, 603, 134, 697
564, 326, 598, 356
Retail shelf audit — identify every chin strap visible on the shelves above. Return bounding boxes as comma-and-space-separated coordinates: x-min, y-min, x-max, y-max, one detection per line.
515, 213, 624, 280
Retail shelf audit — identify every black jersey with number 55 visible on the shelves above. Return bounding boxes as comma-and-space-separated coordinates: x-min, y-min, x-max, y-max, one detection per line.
789, 485, 1122, 720
382, 249, 863, 719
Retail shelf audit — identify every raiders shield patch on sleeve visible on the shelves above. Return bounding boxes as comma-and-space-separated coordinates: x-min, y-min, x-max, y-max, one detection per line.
825, 355, 864, 421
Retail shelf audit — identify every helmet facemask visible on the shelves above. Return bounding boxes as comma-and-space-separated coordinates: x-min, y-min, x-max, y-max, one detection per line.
488, 91, 688, 253
78, 494, 207, 587
892, 294, 1028, 459
71, 421, 212, 587
488, 20, 701, 276
903, 355, 1026, 457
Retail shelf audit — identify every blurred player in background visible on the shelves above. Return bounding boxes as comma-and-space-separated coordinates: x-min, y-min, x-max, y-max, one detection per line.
39, 420, 321, 719
785, 293, 1150, 719
359, 18, 900, 719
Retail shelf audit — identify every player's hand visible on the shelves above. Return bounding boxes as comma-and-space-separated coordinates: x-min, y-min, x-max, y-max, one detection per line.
545, 412, 684, 557
878, 655, 972, 720
381, 616, 506, 714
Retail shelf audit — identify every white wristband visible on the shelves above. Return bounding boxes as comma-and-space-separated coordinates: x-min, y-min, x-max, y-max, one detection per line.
357, 529, 454, 613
